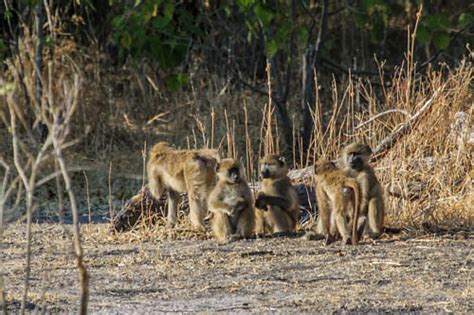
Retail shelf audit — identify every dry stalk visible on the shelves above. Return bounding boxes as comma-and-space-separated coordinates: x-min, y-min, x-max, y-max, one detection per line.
108, 161, 114, 220
52, 114, 89, 315
83, 171, 92, 226
7, 94, 53, 314
243, 102, 254, 180
264, 62, 275, 155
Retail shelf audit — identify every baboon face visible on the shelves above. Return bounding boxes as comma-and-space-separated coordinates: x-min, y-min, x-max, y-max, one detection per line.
216, 159, 245, 184
343, 143, 372, 171
260, 155, 288, 179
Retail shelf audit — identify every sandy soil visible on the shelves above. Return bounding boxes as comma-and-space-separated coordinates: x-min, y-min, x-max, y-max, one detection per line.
1, 223, 473, 314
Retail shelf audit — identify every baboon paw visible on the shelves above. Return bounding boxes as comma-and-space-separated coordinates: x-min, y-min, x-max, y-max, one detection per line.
273, 231, 290, 238
302, 231, 318, 241
342, 237, 351, 246
324, 236, 334, 246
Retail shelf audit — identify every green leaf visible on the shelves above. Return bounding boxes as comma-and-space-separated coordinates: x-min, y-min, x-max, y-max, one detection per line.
111, 16, 126, 31
433, 31, 450, 50
416, 25, 431, 45
0, 38, 6, 61
425, 14, 451, 31
237, 0, 252, 10
163, 1, 175, 20
119, 32, 132, 49
265, 39, 279, 58
165, 73, 188, 92
458, 13, 474, 28
355, 13, 368, 28
254, 4, 273, 26
297, 27, 308, 44
153, 16, 171, 29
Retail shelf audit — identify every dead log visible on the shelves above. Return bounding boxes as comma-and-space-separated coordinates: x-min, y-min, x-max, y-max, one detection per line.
111, 182, 317, 232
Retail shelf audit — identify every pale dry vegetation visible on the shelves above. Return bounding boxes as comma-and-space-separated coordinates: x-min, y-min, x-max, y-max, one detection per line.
0, 16, 473, 314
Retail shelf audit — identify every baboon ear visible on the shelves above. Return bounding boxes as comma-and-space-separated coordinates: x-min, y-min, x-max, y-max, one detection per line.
367, 146, 373, 155
278, 156, 286, 166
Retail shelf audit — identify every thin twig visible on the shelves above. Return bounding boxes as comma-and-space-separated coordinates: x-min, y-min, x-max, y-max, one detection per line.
355, 109, 412, 130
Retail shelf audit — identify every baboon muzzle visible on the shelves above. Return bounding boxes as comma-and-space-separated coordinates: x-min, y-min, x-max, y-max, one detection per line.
261, 168, 271, 178
229, 167, 240, 183
349, 156, 363, 170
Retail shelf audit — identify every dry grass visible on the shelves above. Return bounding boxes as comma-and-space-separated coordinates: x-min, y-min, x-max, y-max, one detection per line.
2, 223, 472, 313
0, 18, 473, 313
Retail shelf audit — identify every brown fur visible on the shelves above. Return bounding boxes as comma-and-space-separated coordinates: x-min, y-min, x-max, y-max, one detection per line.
254, 155, 300, 236
208, 159, 254, 243
147, 142, 219, 230
342, 143, 385, 239
313, 160, 361, 245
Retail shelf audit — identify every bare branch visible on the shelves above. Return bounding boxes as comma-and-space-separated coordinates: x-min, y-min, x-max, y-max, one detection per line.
372, 86, 442, 160
355, 109, 412, 130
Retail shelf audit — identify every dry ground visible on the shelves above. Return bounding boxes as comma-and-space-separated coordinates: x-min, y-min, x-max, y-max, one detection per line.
1, 223, 473, 314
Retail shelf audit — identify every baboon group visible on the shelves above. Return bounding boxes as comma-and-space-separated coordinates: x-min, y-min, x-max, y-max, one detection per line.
147, 142, 384, 245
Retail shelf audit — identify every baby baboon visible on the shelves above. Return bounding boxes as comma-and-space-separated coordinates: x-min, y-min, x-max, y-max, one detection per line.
255, 155, 300, 236
208, 159, 254, 242
342, 143, 384, 239
147, 142, 219, 230
313, 160, 361, 245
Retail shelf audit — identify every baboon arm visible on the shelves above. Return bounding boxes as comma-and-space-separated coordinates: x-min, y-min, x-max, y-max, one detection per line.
212, 212, 232, 241
210, 199, 228, 211
255, 193, 291, 210
358, 173, 371, 211
315, 186, 331, 236
209, 189, 229, 211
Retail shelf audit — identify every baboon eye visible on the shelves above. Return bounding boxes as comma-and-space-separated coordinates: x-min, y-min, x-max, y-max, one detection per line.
278, 157, 285, 166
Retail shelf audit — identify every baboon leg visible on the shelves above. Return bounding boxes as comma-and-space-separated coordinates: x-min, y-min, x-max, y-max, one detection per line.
188, 196, 206, 230
316, 186, 331, 239
329, 212, 338, 239
167, 190, 180, 228
367, 197, 383, 239
212, 212, 232, 242
255, 211, 265, 236
148, 175, 164, 199
357, 216, 367, 241
235, 208, 254, 239
268, 207, 293, 234
334, 207, 351, 245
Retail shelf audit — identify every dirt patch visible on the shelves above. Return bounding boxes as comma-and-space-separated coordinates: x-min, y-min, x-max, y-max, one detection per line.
1, 223, 472, 313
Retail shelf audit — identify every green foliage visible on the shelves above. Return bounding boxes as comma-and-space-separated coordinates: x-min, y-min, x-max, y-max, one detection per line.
0, 38, 6, 62
418, 12, 473, 51
235, 1, 300, 58
355, 0, 390, 42
111, 0, 199, 88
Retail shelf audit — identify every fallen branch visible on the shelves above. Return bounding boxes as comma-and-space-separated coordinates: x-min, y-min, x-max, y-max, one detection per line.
355, 109, 412, 130
111, 183, 316, 233
372, 87, 442, 160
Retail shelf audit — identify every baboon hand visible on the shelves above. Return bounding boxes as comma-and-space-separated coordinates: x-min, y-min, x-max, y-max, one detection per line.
255, 196, 268, 211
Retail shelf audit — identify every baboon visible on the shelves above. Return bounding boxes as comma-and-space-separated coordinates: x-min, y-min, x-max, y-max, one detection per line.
254, 155, 300, 236
147, 142, 219, 230
342, 143, 384, 239
313, 160, 361, 245
208, 159, 254, 242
